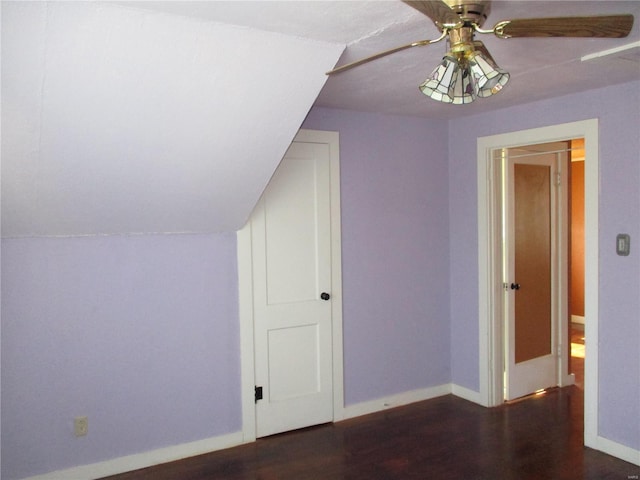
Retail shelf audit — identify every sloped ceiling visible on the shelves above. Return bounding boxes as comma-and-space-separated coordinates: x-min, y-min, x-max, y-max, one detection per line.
1, 1, 343, 237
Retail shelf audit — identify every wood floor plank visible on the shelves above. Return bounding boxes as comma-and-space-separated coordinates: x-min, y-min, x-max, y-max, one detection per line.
100, 387, 639, 480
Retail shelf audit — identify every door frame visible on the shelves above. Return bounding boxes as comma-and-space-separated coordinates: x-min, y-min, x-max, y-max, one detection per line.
237, 129, 344, 442
477, 119, 599, 447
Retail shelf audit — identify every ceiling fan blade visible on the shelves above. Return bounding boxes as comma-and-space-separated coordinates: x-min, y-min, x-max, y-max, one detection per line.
326, 38, 435, 75
494, 15, 634, 38
403, 0, 463, 29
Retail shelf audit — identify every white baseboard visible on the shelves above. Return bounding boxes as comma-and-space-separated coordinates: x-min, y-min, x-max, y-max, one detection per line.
588, 434, 640, 466
342, 384, 452, 420
22, 431, 244, 480
561, 372, 576, 387
451, 384, 484, 405
23, 388, 638, 479
18, 386, 455, 479
11, 384, 480, 480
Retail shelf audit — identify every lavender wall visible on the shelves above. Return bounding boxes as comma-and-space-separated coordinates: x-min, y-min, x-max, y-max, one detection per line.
1, 233, 240, 479
448, 81, 640, 450
3, 85, 636, 478
303, 108, 451, 405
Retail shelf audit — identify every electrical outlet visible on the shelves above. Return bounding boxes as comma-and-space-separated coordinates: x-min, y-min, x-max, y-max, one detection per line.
74, 416, 88, 437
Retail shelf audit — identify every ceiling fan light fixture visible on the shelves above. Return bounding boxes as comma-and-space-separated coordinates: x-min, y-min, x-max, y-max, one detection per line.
468, 51, 510, 97
419, 56, 458, 103
420, 54, 477, 104
449, 64, 476, 104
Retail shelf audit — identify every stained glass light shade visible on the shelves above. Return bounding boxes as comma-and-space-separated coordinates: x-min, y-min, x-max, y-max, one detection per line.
419, 56, 476, 104
419, 56, 457, 103
468, 52, 510, 98
449, 64, 475, 104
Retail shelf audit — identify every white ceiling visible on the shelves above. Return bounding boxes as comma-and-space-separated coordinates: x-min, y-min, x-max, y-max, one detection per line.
2, 1, 639, 237
120, 0, 640, 118
320, 1, 640, 118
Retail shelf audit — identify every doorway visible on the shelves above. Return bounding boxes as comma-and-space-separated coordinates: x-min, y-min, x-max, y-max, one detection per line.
569, 138, 586, 390
237, 129, 344, 441
501, 139, 586, 401
477, 119, 600, 448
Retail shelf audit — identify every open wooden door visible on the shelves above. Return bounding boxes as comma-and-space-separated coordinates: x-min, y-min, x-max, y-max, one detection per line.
504, 143, 568, 400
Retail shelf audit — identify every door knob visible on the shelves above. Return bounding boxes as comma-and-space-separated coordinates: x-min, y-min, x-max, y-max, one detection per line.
510, 283, 520, 290
320, 292, 331, 301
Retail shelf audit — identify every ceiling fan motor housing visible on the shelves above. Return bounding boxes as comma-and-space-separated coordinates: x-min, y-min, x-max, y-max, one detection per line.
448, 27, 476, 61
443, 0, 491, 28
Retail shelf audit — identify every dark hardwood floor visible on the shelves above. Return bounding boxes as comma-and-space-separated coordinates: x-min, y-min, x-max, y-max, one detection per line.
101, 386, 638, 480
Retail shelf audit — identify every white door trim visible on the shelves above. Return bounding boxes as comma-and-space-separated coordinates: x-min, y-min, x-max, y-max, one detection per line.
237, 129, 344, 442
477, 119, 599, 448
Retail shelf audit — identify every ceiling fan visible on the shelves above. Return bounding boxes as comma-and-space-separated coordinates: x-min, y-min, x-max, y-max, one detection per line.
326, 0, 634, 104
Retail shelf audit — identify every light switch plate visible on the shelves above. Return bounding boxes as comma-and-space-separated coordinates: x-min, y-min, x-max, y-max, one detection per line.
74, 416, 88, 437
616, 233, 630, 256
